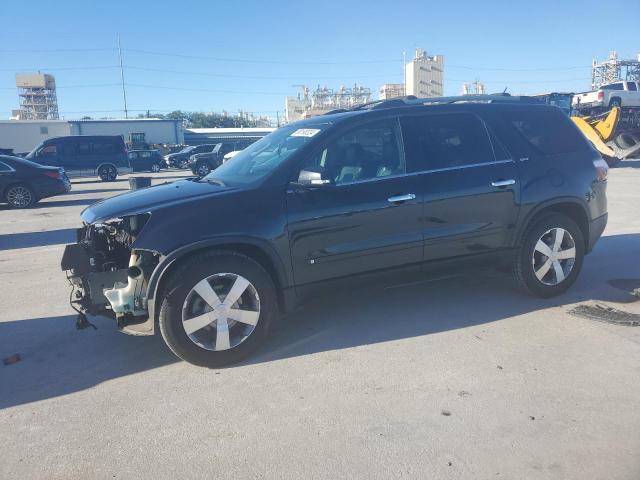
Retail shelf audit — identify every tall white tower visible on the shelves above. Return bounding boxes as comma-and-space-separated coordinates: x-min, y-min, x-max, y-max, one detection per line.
405, 49, 444, 98
16, 73, 59, 120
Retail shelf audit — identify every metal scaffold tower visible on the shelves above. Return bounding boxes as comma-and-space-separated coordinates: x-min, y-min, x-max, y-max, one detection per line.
591, 51, 640, 89
16, 73, 59, 120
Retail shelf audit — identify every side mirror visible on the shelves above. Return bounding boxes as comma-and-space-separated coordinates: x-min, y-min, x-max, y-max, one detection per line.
296, 169, 331, 186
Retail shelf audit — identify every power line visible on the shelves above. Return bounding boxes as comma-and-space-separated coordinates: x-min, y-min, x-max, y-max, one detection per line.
122, 48, 399, 65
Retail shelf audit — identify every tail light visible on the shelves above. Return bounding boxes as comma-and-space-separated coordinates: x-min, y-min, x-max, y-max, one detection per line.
593, 158, 608, 182
597, 91, 604, 101
43, 170, 62, 180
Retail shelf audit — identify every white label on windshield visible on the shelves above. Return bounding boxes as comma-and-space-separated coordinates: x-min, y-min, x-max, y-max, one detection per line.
291, 128, 321, 137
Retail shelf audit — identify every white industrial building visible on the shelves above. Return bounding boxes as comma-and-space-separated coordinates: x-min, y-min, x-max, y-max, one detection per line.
0, 118, 184, 154
379, 83, 405, 100
405, 49, 444, 98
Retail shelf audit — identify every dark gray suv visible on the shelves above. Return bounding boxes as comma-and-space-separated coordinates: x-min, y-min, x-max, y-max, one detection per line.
61, 95, 608, 367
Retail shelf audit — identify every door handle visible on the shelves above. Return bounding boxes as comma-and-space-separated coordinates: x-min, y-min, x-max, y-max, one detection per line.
387, 193, 416, 203
491, 179, 516, 188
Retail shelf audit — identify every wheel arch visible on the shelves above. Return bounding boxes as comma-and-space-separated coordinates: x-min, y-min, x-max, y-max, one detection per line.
515, 198, 590, 250
609, 96, 622, 107
146, 237, 292, 323
95, 162, 118, 175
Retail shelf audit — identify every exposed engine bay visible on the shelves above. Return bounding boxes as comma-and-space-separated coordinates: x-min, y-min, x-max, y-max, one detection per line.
61, 214, 159, 334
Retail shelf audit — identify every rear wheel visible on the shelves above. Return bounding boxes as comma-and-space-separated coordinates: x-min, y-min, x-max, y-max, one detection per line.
159, 251, 277, 367
5, 184, 36, 208
512, 213, 584, 297
609, 98, 622, 108
98, 164, 118, 182
178, 159, 189, 169
150, 162, 161, 173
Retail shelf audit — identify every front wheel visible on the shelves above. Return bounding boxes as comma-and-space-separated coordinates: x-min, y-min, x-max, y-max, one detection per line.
512, 213, 584, 298
158, 251, 277, 367
98, 164, 118, 182
150, 162, 161, 173
196, 163, 210, 177
178, 159, 189, 169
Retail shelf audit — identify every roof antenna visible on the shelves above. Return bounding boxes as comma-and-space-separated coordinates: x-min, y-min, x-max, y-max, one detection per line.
502, 87, 509, 94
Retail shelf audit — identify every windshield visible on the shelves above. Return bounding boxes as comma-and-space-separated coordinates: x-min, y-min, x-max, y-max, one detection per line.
204, 124, 329, 186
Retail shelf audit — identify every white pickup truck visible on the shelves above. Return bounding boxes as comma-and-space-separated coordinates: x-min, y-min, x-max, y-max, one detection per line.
572, 81, 640, 111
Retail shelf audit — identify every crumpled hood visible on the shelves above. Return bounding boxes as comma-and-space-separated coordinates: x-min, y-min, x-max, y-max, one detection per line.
81, 179, 234, 224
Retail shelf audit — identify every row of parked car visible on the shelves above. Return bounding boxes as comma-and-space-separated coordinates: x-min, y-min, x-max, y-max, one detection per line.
0, 134, 261, 208
164, 139, 259, 176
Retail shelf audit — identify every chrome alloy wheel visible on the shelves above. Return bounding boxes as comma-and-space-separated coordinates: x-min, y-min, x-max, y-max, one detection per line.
7, 185, 33, 208
181, 273, 260, 351
532, 228, 576, 286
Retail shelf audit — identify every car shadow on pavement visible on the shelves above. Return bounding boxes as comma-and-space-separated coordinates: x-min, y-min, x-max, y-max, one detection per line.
34, 198, 103, 208
0, 314, 177, 409
0, 233, 638, 409
63, 188, 128, 196
0, 228, 76, 250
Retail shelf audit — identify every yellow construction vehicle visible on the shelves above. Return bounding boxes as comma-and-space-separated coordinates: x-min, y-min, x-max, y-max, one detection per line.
571, 108, 619, 161
533, 92, 640, 167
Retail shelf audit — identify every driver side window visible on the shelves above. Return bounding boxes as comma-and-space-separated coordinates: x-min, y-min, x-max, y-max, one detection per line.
301, 119, 405, 185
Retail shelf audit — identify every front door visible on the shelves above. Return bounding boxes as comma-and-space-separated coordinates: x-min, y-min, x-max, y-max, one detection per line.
286, 118, 423, 286
400, 112, 520, 261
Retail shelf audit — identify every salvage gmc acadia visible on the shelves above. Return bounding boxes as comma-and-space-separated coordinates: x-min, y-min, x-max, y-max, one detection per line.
61, 95, 608, 367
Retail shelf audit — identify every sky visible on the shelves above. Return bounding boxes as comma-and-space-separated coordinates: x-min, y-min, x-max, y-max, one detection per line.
0, 0, 638, 122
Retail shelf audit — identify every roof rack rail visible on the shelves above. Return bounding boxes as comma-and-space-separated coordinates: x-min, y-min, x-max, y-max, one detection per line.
320, 94, 543, 117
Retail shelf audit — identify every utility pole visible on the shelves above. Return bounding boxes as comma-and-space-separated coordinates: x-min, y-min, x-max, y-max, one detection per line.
117, 34, 129, 119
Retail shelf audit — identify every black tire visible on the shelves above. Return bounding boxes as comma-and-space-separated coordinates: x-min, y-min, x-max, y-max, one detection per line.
158, 251, 277, 367
5, 183, 37, 208
609, 98, 622, 108
178, 159, 189, 169
98, 164, 118, 182
512, 213, 585, 298
614, 133, 638, 150
151, 162, 161, 173
196, 163, 210, 177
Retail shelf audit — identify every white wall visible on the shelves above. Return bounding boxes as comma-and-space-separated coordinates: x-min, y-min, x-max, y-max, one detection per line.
0, 121, 72, 154
69, 120, 183, 145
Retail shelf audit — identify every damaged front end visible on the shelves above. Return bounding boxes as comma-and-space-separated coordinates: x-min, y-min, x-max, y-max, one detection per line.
61, 214, 159, 335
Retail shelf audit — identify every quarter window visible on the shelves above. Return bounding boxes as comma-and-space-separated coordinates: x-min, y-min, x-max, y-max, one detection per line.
301, 119, 405, 185
401, 113, 495, 171
92, 142, 116, 154
504, 108, 588, 155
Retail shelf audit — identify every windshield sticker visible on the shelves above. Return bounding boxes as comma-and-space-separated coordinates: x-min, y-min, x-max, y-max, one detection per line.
291, 128, 321, 138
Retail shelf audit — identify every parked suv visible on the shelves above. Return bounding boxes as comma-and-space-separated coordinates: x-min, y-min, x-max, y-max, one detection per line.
188, 139, 258, 177
26, 135, 130, 182
61, 96, 608, 367
164, 144, 218, 169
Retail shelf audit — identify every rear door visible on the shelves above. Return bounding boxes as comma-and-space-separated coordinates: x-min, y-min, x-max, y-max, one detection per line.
0, 160, 16, 193
400, 111, 520, 261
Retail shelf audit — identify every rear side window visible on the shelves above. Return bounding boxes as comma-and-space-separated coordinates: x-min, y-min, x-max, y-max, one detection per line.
77, 142, 91, 155
401, 113, 495, 171
92, 141, 117, 154
504, 108, 588, 155
628, 82, 637, 91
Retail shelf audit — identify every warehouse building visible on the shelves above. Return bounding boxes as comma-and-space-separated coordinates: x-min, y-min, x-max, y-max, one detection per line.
184, 127, 275, 146
0, 118, 183, 155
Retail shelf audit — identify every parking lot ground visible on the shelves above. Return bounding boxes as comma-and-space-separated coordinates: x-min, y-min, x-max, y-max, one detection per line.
1, 165, 639, 479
